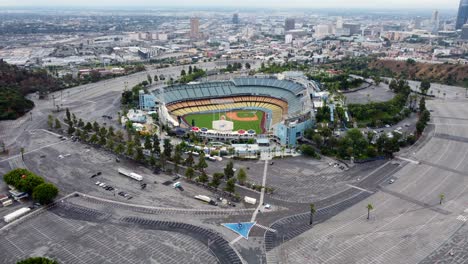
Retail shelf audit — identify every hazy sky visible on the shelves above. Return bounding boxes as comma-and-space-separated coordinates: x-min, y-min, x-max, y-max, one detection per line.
0, 0, 461, 9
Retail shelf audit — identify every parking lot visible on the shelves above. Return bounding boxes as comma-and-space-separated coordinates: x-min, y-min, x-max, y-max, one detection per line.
0, 130, 246, 211
0, 208, 221, 264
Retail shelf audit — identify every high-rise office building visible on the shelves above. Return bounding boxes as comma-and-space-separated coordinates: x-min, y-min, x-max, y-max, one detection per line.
190, 17, 200, 39
285, 18, 295, 31
232, 13, 239, 24
431, 10, 439, 33
456, 0, 468, 29
462, 24, 468, 39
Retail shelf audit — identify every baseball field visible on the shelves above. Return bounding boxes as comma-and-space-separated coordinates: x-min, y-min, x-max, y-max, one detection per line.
183, 110, 266, 134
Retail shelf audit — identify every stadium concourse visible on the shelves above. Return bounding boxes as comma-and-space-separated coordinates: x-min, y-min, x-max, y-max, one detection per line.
153, 77, 317, 146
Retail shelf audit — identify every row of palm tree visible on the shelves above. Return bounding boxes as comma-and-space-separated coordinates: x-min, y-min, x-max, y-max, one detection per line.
309, 192, 447, 226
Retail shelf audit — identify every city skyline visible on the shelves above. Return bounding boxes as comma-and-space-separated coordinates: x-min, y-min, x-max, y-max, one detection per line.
0, 0, 461, 9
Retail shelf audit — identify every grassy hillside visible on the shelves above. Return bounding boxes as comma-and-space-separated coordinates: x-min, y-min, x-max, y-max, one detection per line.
369, 60, 468, 87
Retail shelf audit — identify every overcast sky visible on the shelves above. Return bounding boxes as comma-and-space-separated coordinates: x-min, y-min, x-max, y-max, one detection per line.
0, 0, 460, 9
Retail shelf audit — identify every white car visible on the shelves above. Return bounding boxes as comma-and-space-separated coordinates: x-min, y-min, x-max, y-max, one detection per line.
95, 181, 101, 185
389, 179, 395, 184
385, 124, 390, 128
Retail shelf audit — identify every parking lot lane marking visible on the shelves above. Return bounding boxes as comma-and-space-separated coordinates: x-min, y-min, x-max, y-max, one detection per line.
30, 224, 52, 240
346, 184, 374, 194
4, 236, 25, 255
251, 160, 268, 222
255, 223, 277, 233
229, 235, 243, 245
0, 140, 67, 163
395, 156, 420, 164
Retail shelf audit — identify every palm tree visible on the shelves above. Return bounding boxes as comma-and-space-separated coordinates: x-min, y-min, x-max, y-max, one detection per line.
309, 203, 316, 225
366, 203, 374, 220
439, 193, 445, 205
20, 147, 25, 161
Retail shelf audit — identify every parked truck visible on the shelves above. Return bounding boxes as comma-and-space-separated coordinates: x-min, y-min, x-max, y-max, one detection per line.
194, 195, 218, 206
4, 207, 31, 223
118, 168, 143, 181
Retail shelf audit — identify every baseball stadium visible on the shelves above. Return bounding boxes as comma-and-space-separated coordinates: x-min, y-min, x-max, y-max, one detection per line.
153, 77, 316, 146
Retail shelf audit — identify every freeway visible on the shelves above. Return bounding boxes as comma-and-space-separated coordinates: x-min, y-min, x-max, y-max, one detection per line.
270, 87, 468, 263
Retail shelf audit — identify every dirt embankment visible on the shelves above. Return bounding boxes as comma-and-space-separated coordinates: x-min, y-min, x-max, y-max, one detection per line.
369, 60, 468, 87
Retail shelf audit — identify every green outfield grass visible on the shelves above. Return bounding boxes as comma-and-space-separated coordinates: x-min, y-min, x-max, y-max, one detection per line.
183, 110, 265, 134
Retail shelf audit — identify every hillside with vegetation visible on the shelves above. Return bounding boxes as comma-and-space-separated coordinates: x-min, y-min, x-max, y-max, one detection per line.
369, 60, 468, 87
328, 56, 468, 88
0, 60, 61, 120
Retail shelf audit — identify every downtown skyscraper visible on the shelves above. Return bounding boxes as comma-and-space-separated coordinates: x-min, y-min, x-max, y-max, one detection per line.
456, 0, 468, 29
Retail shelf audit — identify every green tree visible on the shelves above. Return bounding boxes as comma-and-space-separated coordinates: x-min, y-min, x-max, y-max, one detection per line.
3, 168, 33, 187
163, 138, 173, 158
47, 115, 53, 129
197, 152, 208, 172
54, 118, 61, 129
17, 257, 58, 264
92, 121, 100, 132
147, 74, 153, 85
310, 203, 316, 225
151, 134, 160, 155
366, 203, 374, 220
224, 160, 235, 179
225, 178, 236, 193
89, 134, 98, 144
32, 183, 59, 204
420, 80, 431, 95
185, 151, 194, 167
65, 108, 71, 122
144, 136, 152, 150
114, 143, 125, 154
67, 122, 75, 135
20, 147, 25, 161
17, 173, 45, 193
78, 118, 84, 127
210, 172, 224, 189
84, 122, 92, 131
135, 146, 144, 162
126, 141, 135, 156
106, 138, 114, 150
198, 172, 209, 184
419, 97, 426, 112
115, 130, 124, 142
236, 168, 247, 185
181, 69, 186, 76
185, 167, 195, 180
439, 193, 445, 205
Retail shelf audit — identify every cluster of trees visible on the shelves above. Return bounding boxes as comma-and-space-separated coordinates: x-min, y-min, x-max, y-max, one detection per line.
220, 62, 244, 73
121, 82, 147, 107
348, 79, 411, 127
179, 66, 206, 84
304, 126, 412, 160
307, 73, 364, 91
3, 168, 59, 204
61, 64, 145, 88
259, 61, 309, 74
0, 88, 35, 120
416, 97, 431, 135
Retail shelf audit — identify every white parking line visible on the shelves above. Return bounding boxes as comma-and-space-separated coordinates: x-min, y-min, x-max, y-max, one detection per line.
229, 235, 243, 245
255, 223, 277, 233
395, 156, 420, 164
346, 184, 374, 194
0, 140, 67, 163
